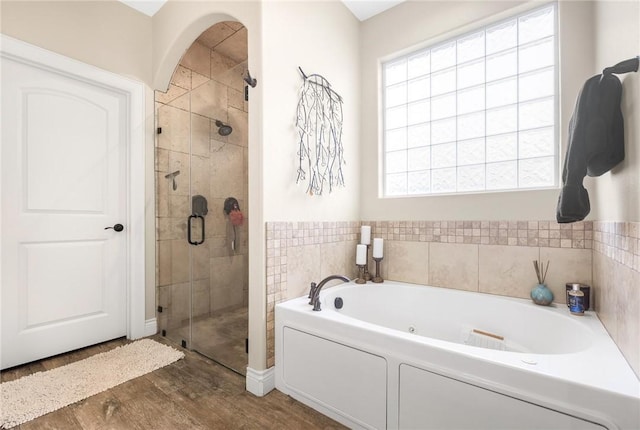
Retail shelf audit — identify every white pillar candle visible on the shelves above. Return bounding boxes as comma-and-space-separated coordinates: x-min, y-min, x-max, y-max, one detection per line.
356, 244, 366, 265
360, 225, 371, 245
372, 238, 384, 258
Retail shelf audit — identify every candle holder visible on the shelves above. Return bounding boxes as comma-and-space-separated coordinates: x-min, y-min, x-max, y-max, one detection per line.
355, 265, 367, 284
363, 245, 372, 281
372, 257, 384, 283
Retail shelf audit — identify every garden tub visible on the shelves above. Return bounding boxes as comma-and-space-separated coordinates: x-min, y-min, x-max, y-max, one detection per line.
275, 281, 639, 429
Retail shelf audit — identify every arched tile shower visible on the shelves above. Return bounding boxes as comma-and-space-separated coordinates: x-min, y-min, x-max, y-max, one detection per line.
154, 21, 249, 374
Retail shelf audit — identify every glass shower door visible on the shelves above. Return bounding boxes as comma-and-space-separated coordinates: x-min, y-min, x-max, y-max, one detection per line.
156, 22, 249, 376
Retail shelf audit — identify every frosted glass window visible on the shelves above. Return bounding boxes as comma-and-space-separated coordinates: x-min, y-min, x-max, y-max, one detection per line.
457, 31, 485, 63
458, 112, 485, 141
408, 76, 430, 102
408, 171, 431, 194
431, 68, 456, 96
431, 143, 456, 168
519, 38, 554, 73
458, 85, 485, 115
408, 52, 430, 78
486, 19, 517, 54
386, 151, 407, 174
431, 118, 456, 144
386, 128, 407, 152
520, 127, 554, 158
408, 123, 431, 148
408, 147, 431, 171
458, 164, 486, 191
487, 161, 517, 190
431, 42, 456, 71
386, 173, 407, 195
386, 83, 407, 107
385, 59, 407, 86
408, 100, 430, 125
432, 168, 457, 193
486, 133, 517, 163
458, 138, 485, 166
431, 93, 456, 120
486, 49, 517, 82
486, 77, 517, 108
386, 105, 406, 129
382, 4, 557, 196
487, 105, 517, 136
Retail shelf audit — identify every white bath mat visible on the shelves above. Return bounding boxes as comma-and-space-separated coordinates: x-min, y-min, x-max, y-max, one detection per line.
0, 338, 184, 428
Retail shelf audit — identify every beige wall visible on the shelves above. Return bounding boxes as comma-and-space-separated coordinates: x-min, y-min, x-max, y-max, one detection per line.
261, 1, 361, 222
0, 0, 152, 83
358, 1, 596, 221
591, 1, 640, 221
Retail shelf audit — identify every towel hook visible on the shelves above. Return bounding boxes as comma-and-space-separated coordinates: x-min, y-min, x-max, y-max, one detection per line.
602, 56, 639, 75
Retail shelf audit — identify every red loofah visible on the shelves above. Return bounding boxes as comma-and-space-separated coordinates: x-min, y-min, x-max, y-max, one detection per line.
229, 209, 244, 226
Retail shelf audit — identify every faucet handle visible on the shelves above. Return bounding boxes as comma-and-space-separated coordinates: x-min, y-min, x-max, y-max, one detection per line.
312, 296, 322, 312
308, 282, 317, 304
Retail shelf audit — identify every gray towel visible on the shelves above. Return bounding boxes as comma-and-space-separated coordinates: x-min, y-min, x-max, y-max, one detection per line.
556, 73, 624, 223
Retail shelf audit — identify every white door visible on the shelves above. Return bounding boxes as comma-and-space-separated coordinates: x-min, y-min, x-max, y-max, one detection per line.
1, 49, 128, 369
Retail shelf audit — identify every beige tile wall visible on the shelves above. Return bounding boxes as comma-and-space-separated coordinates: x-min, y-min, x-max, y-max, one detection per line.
265, 222, 360, 367
155, 31, 249, 333
593, 222, 640, 377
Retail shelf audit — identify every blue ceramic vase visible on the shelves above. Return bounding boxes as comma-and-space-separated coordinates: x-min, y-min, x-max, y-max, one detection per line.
530, 283, 553, 306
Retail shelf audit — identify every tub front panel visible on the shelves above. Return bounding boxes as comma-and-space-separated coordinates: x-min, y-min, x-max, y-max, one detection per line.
398, 364, 606, 430
282, 327, 387, 430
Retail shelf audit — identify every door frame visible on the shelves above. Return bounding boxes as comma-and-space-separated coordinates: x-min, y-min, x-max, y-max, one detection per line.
0, 34, 147, 340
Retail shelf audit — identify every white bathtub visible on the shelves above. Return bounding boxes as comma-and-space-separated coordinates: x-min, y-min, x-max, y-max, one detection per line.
275, 281, 640, 430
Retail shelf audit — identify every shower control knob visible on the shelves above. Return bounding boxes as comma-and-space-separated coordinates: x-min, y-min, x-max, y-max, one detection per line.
105, 224, 124, 232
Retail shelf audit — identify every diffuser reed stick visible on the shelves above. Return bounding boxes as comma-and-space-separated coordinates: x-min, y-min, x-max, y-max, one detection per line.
533, 260, 550, 284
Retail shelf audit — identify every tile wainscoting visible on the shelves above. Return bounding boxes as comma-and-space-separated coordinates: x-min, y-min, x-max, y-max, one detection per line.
593, 222, 640, 376
265, 220, 639, 377
265, 222, 361, 367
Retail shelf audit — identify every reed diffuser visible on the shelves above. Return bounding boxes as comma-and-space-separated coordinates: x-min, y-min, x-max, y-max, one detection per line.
530, 259, 553, 306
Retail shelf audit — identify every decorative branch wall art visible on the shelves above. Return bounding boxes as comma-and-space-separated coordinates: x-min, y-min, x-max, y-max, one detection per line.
295, 67, 345, 196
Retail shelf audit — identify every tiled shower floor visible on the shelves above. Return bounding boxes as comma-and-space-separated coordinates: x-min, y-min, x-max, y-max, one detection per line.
171, 306, 248, 375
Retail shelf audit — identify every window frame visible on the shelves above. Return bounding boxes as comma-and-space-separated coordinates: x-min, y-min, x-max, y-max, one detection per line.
380, 2, 560, 198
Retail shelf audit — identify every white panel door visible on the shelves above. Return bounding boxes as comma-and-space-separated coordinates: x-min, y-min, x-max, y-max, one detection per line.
1, 53, 128, 369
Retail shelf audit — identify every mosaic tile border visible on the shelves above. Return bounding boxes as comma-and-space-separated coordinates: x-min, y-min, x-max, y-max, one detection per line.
363, 220, 593, 249
593, 221, 640, 273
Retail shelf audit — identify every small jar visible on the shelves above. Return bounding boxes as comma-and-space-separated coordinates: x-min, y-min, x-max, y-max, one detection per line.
565, 283, 591, 310
569, 284, 585, 315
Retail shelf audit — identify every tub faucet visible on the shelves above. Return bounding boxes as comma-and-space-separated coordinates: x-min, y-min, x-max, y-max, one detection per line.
310, 275, 350, 311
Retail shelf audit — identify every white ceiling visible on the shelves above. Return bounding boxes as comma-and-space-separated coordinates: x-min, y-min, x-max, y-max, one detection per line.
118, 0, 405, 21
342, 0, 406, 21
119, 0, 165, 16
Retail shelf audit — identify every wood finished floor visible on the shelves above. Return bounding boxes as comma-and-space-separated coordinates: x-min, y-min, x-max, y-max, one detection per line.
1, 336, 346, 430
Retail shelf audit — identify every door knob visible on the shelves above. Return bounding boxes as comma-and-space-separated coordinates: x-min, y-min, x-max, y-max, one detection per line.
105, 224, 124, 232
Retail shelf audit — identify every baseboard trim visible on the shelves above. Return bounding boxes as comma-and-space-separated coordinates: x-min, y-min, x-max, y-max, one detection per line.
246, 366, 275, 396
144, 318, 157, 337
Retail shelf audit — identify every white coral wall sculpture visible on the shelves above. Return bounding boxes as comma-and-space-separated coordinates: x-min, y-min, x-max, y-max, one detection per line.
295, 68, 345, 196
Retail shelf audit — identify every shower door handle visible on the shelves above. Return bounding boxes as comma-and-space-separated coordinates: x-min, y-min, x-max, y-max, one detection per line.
187, 215, 205, 245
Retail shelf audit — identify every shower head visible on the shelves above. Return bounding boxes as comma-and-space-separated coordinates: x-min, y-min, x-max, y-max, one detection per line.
215, 120, 233, 136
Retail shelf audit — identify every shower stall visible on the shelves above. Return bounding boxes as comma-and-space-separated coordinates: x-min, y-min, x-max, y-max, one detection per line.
155, 21, 249, 374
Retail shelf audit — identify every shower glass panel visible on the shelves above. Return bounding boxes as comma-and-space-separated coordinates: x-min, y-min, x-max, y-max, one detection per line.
156, 21, 249, 375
